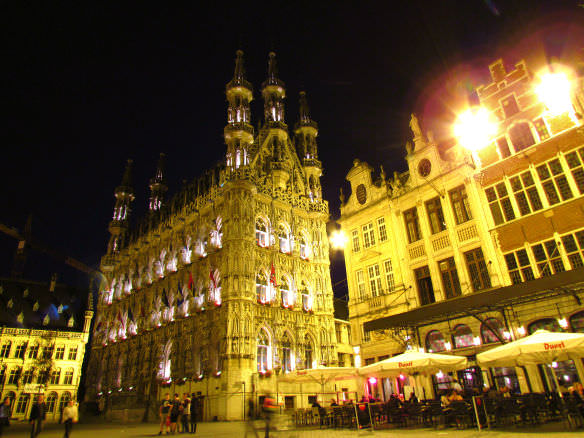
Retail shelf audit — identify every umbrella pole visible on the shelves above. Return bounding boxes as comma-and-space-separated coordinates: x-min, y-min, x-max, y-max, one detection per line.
549, 366, 564, 399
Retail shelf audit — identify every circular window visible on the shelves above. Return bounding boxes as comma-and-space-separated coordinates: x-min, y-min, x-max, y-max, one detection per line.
356, 184, 367, 204
418, 159, 431, 177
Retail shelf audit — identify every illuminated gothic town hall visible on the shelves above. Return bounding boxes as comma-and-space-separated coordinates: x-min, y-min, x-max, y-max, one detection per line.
85, 51, 354, 421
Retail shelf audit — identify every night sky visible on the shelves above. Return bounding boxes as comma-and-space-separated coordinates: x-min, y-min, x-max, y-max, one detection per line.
2, 1, 583, 296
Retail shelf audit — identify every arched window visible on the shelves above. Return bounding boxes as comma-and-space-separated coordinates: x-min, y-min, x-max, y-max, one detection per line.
481, 318, 506, 344
425, 330, 446, 353
528, 318, 562, 334
280, 276, 294, 308
298, 232, 310, 260
257, 329, 271, 373
255, 218, 269, 248
509, 123, 535, 152
46, 392, 58, 413
281, 332, 294, 372
301, 281, 312, 312
452, 324, 474, 349
304, 335, 314, 369
5, 391, 15, 412
570, 311, 584, 333
59, 392, 71, 414
277, 223, 291, 254
256, 272, 269, 304
15, 393, 29, 414
158, 340, 172, 382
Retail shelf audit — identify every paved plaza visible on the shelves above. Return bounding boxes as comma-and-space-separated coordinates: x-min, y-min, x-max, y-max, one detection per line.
0, 421, 580, 438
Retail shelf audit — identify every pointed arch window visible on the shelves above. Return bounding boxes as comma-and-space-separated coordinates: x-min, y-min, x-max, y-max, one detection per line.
277, 223, 291, 254
257, 329, 271, 373
301, 282, 312, 312
158, 340, 172, 383
256, 218, 269, 248
304, 335, 314, 370
256, 272, 270, 304
299, 233, 310, 260
281, 333, 294, 373
280, 276, 294, 308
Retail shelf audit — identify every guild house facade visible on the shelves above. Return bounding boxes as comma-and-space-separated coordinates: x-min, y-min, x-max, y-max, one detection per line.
85, 51, 354, 421
339, 55, 584, 399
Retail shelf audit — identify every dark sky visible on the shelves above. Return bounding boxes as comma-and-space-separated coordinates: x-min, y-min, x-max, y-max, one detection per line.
1, 1, 582, 295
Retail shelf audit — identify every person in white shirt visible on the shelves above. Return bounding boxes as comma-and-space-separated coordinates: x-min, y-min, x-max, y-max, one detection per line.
62, 401, 78, 438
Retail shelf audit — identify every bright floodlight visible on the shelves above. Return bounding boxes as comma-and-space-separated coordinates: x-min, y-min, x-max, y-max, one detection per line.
535, 72, 573, 116
329, 230, 348, 250
453, 107, 496, 152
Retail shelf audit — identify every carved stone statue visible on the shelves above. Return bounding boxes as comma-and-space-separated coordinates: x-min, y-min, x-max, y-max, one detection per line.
409, 113, 422, 139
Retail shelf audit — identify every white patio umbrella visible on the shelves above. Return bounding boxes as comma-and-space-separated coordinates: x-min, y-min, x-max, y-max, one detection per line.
357, 350, 468, 377
476, 329, 584, 368
278, 366, 358, 385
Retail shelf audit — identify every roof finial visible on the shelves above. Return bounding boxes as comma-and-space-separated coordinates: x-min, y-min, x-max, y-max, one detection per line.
120, 159, 134, 189
267, 51, 278, 84
233, 50, 245, 83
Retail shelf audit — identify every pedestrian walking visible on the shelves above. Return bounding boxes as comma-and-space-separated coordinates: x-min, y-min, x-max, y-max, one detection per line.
180, 393, 190, 433
189, 393, 198, 433
262, 394, 278, 438
0, 397, 11, 436
159, 393, 171, 435
29, 394, 46, 437
169, 394, 181, 433
62, 401, 78, 438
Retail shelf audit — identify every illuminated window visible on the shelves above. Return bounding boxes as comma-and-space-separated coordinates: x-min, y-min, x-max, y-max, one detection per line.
485, 183, 515, 225
426, 197, 446, 234
425, 330, 446, 353
255, 218, 269, 247
452, 324, 474, 349
301, 283, 312, 312
404, 208, 422, 243
362, 223, 376, 248
528, 318, 562, 334
383, 259, 395, 292
281, 333, 293, 372
257, 330, 270, 373
277, 224, 290, 254
438, 257, 461, 299
533, 117, 550, 141
504, 249, 535, 284
501, 95, 519, 118
280, 276, 293, 308
55, 346, 65, 360
367, 264, 382, 297
256, 272, 269, 304
509, 123, 535, 152
509, 171, 543, 215
351, 230, 360, 253
464, 248, 491, 291
536, 159, 573, 205
355, 270, 366, 300
481, 318, 506, 344
377, 217, 388, 242
561, 230, 584, 269
564, 148, 584, 195
531, 239, 565, 276
415, 266, 435, 305
449, 186, 472, 225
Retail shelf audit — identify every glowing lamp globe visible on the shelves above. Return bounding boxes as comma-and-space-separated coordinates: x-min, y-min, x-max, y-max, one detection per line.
535, 72, 572, 116
453, 107, 496, 152
329, 230, 348, 250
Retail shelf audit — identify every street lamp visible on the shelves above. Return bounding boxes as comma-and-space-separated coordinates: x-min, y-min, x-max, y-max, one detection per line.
453, 107, 497, 153
329, 230, 348, 250
535, 71, 573, 116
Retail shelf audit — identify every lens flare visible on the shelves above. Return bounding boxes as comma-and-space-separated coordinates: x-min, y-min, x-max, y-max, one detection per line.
453, 107, 497, 152
535, 72, 573, 116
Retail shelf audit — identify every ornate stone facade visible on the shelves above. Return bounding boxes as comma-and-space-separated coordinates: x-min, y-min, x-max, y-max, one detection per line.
85, 51, 340, 420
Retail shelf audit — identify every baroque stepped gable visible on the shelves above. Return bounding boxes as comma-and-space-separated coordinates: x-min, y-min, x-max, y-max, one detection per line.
87, 51, 338, 421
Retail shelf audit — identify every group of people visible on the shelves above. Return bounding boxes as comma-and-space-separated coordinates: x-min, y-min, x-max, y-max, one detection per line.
159, 393, 201, 435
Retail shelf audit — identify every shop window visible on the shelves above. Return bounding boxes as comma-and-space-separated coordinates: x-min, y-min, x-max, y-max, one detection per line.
509, 122, 535, 152
452, 324, 474, 349
564, 147, 584, 195
504, 249, 535, 284
493, 367, 520, 393
569, 311, 584, 332
528, 318, 562, 334
439, 257, 461, 299
485, 183, 515, 225
449, 185, 473, 225
536, 159, 573, 205
404, 208, 422, 243
425, 330, 446, 353
509, 171, 543, 216
481, 318, 506, 344
464, 248, 491, 291
426, 197, 446, 234
531, 239, 565, 277
415, 266, 435, 305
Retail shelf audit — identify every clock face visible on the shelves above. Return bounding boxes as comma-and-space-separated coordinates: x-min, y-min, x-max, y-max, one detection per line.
418, 159, 432, 177
356, 184, 367, 204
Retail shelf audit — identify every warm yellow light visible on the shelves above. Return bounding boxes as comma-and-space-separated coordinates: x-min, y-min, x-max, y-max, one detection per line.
453, 107, 497, 152
535, 72, 573, 116
329, 230, 348, 250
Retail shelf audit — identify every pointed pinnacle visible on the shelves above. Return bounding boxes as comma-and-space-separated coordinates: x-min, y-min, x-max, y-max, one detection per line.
299, 91, 310, 123
121, 159, 133, 188
234, 50, 245, 82
267, 51, 278, 82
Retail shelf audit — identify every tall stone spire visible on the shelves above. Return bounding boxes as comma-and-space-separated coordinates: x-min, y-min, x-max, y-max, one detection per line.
294, 91, 322, 201
149, 153, 167, 212
107, 159, 135, 255
225, 50, 254, 171
261, 52, 286, 125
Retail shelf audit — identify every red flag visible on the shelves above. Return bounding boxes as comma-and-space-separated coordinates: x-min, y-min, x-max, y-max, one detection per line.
188, 272, 194, 291
270, 263, 278, 287
209, 269, 216, 289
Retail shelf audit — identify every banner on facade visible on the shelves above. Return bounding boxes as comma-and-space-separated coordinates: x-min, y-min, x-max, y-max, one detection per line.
23, 384, 44, 394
